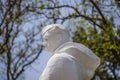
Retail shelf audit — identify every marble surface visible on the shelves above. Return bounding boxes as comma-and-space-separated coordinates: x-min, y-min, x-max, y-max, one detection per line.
40, 24, 100, 80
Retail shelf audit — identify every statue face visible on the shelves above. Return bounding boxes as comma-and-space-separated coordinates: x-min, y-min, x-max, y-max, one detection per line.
42, 30, 70, 54
42, 24, 70, 54
43, 31, 60, 54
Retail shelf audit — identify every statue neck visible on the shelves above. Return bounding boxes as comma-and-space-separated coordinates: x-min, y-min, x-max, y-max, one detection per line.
54, 41, 72, 54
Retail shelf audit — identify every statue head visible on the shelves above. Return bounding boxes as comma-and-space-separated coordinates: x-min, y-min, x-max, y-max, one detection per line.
42, 24, 70, 54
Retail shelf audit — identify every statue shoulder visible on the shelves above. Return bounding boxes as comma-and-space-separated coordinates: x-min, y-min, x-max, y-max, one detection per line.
40, 53, 79, 80
65, 42, 97, 58
60, 42, 100, 68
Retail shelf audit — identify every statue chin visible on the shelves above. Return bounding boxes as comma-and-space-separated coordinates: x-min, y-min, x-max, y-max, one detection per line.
45, 44, 56, 54
46, 48, 54, 54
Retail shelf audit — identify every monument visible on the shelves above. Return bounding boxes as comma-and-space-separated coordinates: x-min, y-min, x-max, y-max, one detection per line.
40, 24, 100, 80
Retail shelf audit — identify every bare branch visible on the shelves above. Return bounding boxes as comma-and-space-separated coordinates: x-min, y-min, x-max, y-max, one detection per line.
0, 0, 17, 27
89, 0, 106, 23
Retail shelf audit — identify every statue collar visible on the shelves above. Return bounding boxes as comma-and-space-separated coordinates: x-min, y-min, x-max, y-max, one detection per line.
54, 41, 100, 70
54, 41, 74, 53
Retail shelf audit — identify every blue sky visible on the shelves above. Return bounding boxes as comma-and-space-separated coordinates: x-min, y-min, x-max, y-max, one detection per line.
25, 49, 51, 80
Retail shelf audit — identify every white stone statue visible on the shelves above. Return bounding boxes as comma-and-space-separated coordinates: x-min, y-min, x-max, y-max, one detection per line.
40, 24, 100, 80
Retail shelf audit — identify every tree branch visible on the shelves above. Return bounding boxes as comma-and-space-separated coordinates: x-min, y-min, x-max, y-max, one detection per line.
41, 5, 105, 30
15, 46, 43, 79
89, 0, 106, 23
0, 0, 17, 27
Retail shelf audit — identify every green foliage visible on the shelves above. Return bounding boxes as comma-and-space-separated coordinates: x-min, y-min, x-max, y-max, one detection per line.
115, 0, 120, 7
73, 22, 120, 80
